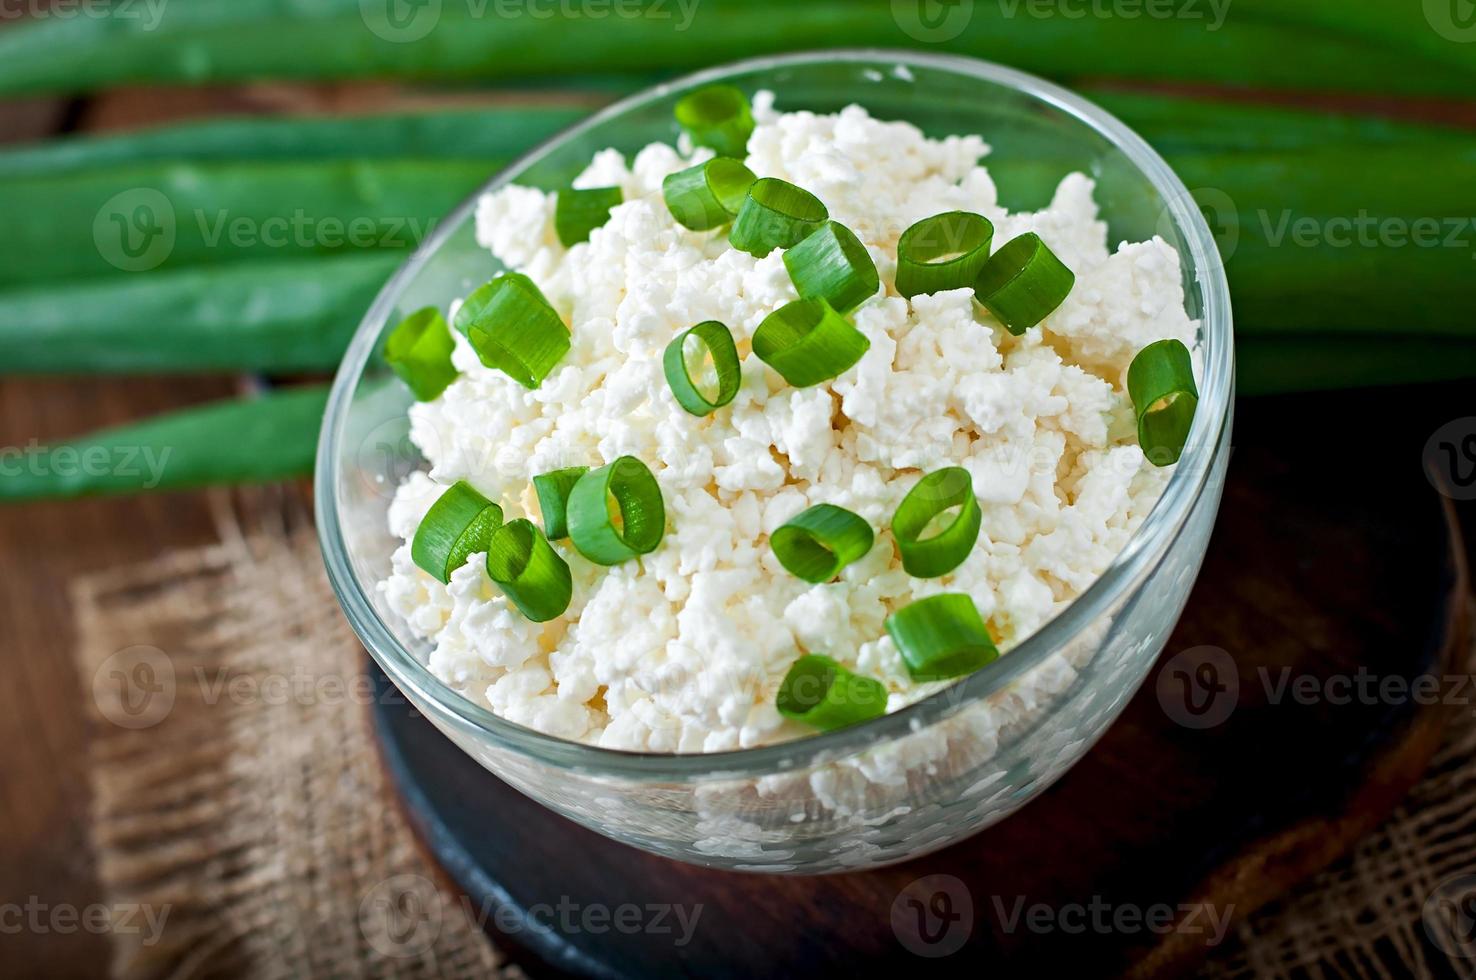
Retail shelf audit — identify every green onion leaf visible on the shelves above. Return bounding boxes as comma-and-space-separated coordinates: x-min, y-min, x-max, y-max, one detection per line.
662, 157, 756, 231
674, 85, 754, 158
532, 466, 589, 540
383, 306, 458, 402
663, 320, 741, 416
886, 594, 1000, 682
783, 220, 879, 314
1128, 338, 1199, 467
567, 456, 666, 566
893, 467, 982, 579
486, 519, 573, 623
896, 211, 995, 299
771, 504, 875, 584
555, 185, 623, 247
453, 273, 570, 390
729, 178, 828, 257
776, 654, 888, 732
752, 298, 870, 388
412, 481, 504, 585
974, 232, 1075, 335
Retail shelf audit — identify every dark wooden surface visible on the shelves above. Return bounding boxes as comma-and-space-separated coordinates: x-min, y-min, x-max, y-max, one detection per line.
373, 387, 1472, 978
1, 78, 1474, 978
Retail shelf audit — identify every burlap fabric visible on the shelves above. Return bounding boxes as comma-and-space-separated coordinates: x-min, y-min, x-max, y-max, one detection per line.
76, 491, 511, 979
74, 491, 1474, 978
1201, 621, 1476, 979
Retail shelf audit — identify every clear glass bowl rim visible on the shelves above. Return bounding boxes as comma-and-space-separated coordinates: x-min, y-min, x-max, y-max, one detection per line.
315, 48, 1234, 780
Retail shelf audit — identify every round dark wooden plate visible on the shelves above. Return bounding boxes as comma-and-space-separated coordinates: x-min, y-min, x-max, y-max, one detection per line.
371, 390, 1471, 978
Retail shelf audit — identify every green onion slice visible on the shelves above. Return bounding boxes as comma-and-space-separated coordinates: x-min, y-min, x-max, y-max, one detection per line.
886, 594, 1000, 682
532, 466, 589, 540
567, 456, 666, 565
555, 185, 623, 247
663, 320, 741, 416
776, 654, 888, 732
783, 220, 879, 314
893, 467, 982, 578
384, 306, 458, 402
674, 85, 754, 158
771, 504, 875, 584
974, 232, 1075, 335
662, 158, 756, 232
1128, 338, 1199, 467
729, 178, 829, 257
412, 481, 505, 585
752, 298, 870, 388
485, 519, 573, 623
896, 211, 995, 299
453, 273, 570, 390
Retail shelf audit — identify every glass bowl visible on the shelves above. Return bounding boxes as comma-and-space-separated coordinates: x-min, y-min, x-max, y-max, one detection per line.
316, 50, 1234, 874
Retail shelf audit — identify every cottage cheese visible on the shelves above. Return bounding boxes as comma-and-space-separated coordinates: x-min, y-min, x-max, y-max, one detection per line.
380, 93, 1197, 754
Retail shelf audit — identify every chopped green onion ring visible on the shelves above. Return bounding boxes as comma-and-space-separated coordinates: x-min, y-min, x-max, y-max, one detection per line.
776, 654, 888, 732
771, 504, 875, 584
663, 320, 741, 416
974, 232, 1075, 335
1128, 338, 1200, 467
555, 185, 623, 247
892, 467, 982, 579
896, 211, 995, 299
532, 466, 589, 540
662, 158, 757, 231
411, 481, 504, 585
674, 84, 754, 158
885, 594, 1000, 682
729, 178, 829, 257
752, 298, 870, 388
384, 306, 458, 402
783, 220, 880, 314
567, 456, 666, 565
486, 519, 573, 623
453, 273, 570, 390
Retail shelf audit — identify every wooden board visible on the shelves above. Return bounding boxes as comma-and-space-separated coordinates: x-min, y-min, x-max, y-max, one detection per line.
373, 387, 1472, 978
